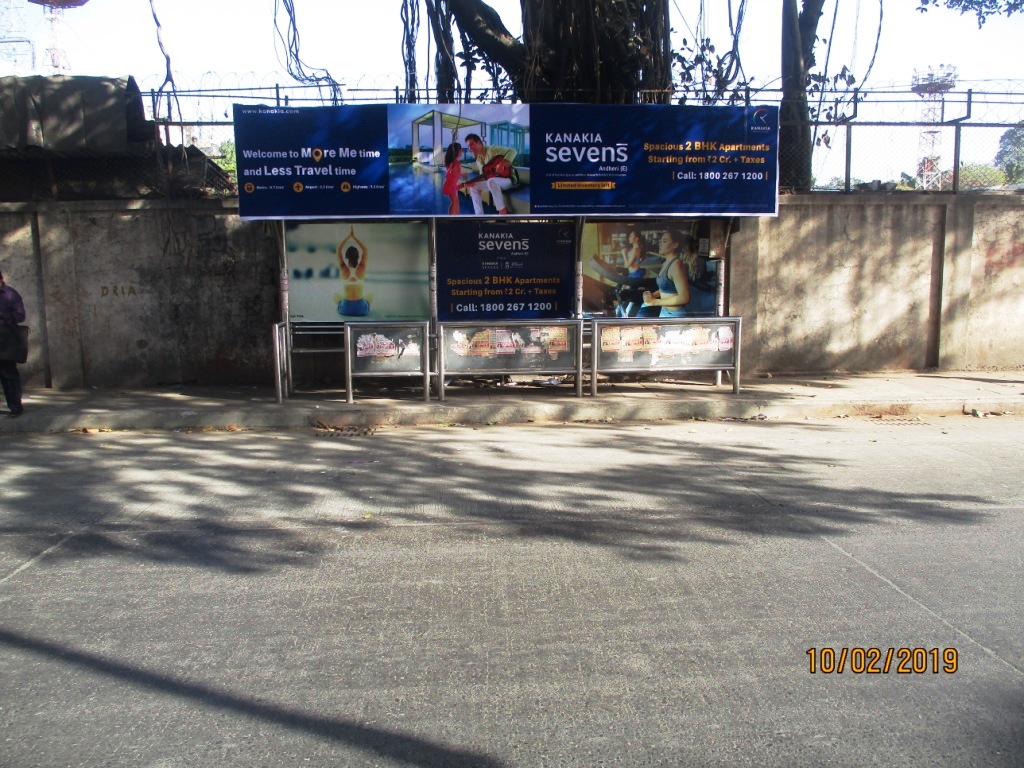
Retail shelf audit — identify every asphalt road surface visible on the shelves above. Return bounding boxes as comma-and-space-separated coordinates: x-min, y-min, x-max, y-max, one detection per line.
1, 414, 1022, 767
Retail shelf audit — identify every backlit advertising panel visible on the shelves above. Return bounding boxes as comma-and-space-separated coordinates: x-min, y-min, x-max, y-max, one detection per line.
234, 103, 778, 219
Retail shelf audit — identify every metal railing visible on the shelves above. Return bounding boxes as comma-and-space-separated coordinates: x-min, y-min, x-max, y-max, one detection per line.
22, 83, 1023, 200
159, 82, 1022, 196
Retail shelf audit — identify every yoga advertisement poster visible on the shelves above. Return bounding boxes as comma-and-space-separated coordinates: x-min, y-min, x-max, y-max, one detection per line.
284, 221, 430, 323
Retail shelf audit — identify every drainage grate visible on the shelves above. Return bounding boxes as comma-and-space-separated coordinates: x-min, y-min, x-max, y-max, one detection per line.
871, 416, 929, 425
312, 422, 377, 437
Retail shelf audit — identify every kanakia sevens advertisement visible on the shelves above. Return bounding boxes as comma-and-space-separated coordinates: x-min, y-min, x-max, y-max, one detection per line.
435, 219, 576, 321
234, 103, 778, 219
530, 103, 778, 215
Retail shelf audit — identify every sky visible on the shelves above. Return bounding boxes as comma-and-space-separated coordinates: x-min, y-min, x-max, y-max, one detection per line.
3, 0, 1022, 182
4, 0, 1023, 92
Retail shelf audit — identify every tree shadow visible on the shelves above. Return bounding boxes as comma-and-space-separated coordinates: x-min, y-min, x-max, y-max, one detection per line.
0, 419, 1014, 766
921, 373, 1024, 386
0, 419, 998, 569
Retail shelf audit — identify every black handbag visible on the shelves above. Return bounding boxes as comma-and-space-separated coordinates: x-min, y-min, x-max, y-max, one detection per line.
0, 324, 28, 364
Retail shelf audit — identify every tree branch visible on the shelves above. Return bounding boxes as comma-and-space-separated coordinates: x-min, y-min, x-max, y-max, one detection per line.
447, 0, 528, 81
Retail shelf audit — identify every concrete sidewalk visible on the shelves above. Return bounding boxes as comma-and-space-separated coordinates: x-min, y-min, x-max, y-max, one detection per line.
1, 370, 1022, 434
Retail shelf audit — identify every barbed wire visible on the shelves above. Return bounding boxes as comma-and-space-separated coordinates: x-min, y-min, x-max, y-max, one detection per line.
37, 77, 1017, 201
137, 77, 1024, 128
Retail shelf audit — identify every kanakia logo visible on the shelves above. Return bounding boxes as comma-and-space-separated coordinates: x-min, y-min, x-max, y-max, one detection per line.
750, 108, 772, 132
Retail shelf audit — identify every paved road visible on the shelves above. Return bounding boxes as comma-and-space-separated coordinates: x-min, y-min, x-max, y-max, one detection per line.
1, 415, 1022, 767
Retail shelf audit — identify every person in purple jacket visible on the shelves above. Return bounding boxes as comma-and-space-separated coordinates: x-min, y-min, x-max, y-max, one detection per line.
0, 268, 26, 417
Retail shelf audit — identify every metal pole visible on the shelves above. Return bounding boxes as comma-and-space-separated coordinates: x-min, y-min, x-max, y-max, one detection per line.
575, 320, 583, 397
273, 324, 283, 404
344, 323, 355, 404
436, 323, 446, 402
714, 259, 725, 387
952, 123, 962, 193
732, 317, 742, 394
278, 222, 293, 396
429, 220, 439, 398
844, 124, 853, 193
575, 217, 585, 318
421, 322, 431, 402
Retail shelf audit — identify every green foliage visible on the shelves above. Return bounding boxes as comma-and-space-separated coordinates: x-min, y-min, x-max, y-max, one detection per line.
945, 163, 1007, 189
895, 173, 919, 191
389, 148, 413, 164
823, 166, 1007, 192
821, 176, 865, 189
217, 140, 236, 173
994, 125, 1024, 182
917, 0, 1024, 27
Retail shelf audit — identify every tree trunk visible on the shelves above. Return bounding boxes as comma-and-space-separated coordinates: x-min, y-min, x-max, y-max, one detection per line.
779, 0, 825, 191
445, 0, 673, 104
426, 0, 459, 102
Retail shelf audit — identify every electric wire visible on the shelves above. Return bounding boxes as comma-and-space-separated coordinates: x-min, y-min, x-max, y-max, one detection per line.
272, 0, 344, 104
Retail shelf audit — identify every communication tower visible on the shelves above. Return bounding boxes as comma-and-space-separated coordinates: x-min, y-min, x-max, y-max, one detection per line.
0, 0, 35, 73
23, 0, 90, 74
911, 65, 957, 190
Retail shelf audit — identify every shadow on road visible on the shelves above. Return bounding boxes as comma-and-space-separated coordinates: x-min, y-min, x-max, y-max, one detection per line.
0, 419, 998, 569
0, 626, 507, 768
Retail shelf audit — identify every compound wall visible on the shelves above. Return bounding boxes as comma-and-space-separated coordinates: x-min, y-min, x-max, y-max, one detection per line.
0, 200, 280, 388
730, 193, 1024, 373
1, 193, 1021, 389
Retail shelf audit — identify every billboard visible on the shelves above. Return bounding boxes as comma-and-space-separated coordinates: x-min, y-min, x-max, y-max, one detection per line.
594, 321, 736, 369
435, 219, 576, 321
530, 104, 777, 215
580, 219, 719, 318
235, 103, 779, 219
284, 221, 430, 323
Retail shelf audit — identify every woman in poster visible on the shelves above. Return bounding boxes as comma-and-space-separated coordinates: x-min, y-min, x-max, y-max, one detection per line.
642, 229, 696, 318
621, 228, 647, 279
336, 226, 372, 316
442, 142, 464, 215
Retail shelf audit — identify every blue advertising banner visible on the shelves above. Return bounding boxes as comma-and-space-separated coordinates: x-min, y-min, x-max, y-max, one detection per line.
234, 104, 389, 219
530, 104, 777, 216
234, 103, 778, 219
435, 220, 576, 321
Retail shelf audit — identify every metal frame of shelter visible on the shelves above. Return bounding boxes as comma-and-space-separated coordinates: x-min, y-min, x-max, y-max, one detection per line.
271, 218, 742, 403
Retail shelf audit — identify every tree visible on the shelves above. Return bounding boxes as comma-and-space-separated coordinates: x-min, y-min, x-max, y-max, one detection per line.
405, 0, 674, 104
994, 125, 1024, 183
407, 1, 841, 188
405, 1, 1022, 190
951, 163, 1007, 189
779, 0, 1022, 190
916, 0, 1024, 27
779, 0, 827, 191
217, 141, 236, 173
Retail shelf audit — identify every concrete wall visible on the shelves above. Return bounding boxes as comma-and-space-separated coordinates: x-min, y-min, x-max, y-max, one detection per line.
958, 201, 1024, 368
1, 200, 280, 388
730, 194, 1024, 373
1, 193, 1021, 389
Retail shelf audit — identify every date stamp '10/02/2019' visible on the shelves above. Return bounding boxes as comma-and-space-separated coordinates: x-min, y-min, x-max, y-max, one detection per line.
807, 647, 958, 674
